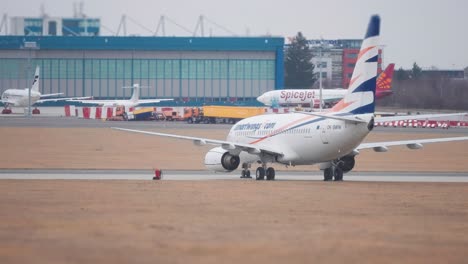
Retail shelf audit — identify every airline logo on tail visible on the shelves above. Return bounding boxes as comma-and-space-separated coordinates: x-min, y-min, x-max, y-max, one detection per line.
31, 66, 40, 92
376, 63, 394, 99
331, 15, 380, 114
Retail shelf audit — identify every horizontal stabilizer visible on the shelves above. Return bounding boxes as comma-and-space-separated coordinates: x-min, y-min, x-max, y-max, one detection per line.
293, 111, 368, 123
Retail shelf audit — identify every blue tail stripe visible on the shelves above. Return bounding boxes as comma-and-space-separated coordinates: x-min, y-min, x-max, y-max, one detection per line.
351, 76, 377, 94
365, 15, 380, 38
350, 103, 375, 115
365, 55, 379, 63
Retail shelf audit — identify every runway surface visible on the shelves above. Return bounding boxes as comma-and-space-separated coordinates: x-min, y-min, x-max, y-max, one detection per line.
1, 169, 467, 182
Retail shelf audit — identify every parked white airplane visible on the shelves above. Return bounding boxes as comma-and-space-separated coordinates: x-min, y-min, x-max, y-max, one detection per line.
113, 15, 468, 181
1, 66, 90, 114
257, 63, 395, 108
67, 83, 173, 108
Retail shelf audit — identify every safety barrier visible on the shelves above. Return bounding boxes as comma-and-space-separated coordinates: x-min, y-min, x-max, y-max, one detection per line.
375, 120, 468, 128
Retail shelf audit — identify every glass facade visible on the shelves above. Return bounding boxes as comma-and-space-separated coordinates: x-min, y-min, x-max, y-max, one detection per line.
0, 58, 275, 100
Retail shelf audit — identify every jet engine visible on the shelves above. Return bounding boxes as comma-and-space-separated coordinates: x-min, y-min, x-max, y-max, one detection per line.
337, 155, 355, 173
204, 147, 240, 172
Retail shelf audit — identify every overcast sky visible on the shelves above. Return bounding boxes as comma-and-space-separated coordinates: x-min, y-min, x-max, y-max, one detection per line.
2, 0, 467, 69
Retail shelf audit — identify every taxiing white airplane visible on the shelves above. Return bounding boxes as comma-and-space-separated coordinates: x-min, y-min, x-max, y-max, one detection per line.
67, 83, 173, 108
1, 66, 90, 113
257, 63, 395, 108
113, 15, 468, 181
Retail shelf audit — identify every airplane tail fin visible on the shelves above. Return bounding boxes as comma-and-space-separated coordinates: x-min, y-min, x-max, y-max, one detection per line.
31, 66, 40, 92
129, 84, 140, 102
331, 15, 380, 114
376, 63, 394, 99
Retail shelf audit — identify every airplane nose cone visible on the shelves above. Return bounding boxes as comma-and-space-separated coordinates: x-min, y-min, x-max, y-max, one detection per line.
257, 94, 266, 104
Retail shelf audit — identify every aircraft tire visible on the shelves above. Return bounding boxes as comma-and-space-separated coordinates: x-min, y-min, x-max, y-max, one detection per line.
256, 167, 265, 180
323, 168, 333, 181
334, 168, 344, 181
266, 167, 275, 181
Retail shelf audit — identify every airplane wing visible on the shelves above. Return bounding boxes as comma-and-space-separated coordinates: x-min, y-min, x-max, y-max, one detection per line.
111, 127, 284, 157
66, 99, 110, 105
136, 99, 174, 105
37, 96, 93, 103
375, 113, 467, 123
0, 99, 17, 106
322, 97, 342, 104
357, 136, 468, 152
40, 93, 64, 98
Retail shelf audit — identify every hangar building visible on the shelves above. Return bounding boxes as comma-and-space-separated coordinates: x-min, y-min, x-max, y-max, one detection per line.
0, 36, 284, 105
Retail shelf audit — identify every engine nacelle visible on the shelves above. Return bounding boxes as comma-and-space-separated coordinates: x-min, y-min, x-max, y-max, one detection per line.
204, 147, 240, 172
338, 155, 355, 173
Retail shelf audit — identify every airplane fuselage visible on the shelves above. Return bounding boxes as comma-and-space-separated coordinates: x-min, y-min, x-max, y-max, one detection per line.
1, 89, 41, 107
226, 112, 373, 166
257, 89, 347, 107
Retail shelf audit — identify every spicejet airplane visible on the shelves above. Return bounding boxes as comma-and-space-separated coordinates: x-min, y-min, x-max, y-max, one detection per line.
1, 66, 90, 113
256, 63, 395, 108
112, 16, 468, 181
66, 83, 173, 108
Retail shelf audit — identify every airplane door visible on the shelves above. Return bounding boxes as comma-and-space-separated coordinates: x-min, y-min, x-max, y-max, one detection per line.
320, 122, 329, 144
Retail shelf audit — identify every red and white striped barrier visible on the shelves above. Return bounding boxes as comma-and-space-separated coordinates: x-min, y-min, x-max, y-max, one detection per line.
64, 105, 77, 117
375, 120, 468, 128
65, 106, 118, 119
264, 108, 291, 114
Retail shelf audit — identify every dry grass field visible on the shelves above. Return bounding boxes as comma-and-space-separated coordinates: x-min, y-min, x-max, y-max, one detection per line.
1, 127, 467, 172
1, 127, 468, 264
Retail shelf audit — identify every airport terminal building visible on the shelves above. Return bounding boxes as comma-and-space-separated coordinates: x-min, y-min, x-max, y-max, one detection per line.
0, 36, 284, 105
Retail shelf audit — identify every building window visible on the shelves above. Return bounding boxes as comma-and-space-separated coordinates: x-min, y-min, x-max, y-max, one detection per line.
316, 61, 327, 68
347, 63, 355, 68
347, 53, 358, 58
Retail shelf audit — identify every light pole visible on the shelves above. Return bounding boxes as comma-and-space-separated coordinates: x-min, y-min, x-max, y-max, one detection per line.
23, 41, 37, 117
318, 42, 322, 112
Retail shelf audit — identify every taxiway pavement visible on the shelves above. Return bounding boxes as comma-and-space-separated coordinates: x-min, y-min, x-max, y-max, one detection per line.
1, 169, 467, 182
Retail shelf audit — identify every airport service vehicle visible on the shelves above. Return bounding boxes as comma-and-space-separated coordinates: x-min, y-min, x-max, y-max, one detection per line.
184, 106, 265, 124
256, 63, 394, 108
106, 105, 155, 121
113, 16, 468, 181
67, 83, 173, 108
1, 66, 90, 114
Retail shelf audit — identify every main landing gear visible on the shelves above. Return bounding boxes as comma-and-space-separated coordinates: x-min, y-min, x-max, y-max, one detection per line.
240, 163, 276, 181
255, 164, 275, 181
323, 166, 343, 181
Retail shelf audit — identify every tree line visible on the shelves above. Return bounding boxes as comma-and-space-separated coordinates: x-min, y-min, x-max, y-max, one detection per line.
284, 32, 468, 110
